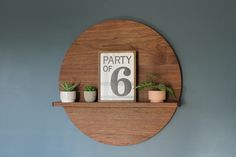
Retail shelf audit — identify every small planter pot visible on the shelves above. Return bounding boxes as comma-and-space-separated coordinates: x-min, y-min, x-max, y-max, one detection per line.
148, 91, 166, 103
84, 91, 97, 102
60, 91, 76, 102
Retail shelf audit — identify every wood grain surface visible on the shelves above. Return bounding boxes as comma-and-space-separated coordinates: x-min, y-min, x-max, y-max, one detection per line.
58, 19, 182, 145
63, 102, 177, 146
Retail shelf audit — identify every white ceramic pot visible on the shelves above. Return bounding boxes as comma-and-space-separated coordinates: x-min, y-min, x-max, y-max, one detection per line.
60, 91, 76, 102
148, 91, 166, 102
84, 91, 96, 102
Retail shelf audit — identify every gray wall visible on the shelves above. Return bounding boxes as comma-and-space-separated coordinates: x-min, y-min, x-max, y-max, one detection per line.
0, 0, 236, 157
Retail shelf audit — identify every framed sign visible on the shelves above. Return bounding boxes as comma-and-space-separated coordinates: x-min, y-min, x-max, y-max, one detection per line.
99, 51, 136, 101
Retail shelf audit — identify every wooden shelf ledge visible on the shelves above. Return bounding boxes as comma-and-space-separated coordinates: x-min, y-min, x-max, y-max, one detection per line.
52, 101, 179, 108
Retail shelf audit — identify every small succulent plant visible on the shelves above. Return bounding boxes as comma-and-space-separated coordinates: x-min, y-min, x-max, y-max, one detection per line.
136, 73, 175, 97
84, 85, 96, 92
60, 82, 79, 91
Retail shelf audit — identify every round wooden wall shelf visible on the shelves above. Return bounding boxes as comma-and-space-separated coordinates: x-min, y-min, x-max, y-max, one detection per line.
54, 19, 182, 146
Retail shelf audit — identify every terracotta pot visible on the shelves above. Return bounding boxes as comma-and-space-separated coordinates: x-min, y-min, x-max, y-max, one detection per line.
148, 91, 166, 102
60, 91, 76, 102
84, 91, 97, 102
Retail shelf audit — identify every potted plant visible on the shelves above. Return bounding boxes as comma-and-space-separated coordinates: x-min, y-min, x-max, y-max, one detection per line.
60, 82, 79, 102
84, 85, 97, 103
136, 73, 175, 102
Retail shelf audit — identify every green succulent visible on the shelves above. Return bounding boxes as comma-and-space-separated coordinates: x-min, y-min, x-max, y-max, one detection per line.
84, 85, 96, 91
136, 73, 175, 97
60, 82, 79, 91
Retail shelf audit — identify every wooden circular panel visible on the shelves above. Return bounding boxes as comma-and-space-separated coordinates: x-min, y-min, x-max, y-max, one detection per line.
60, 19, 182, 145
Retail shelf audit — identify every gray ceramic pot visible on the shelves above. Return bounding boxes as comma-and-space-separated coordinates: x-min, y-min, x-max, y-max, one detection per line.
84, 91, 96, 102
60, 91, 76, 102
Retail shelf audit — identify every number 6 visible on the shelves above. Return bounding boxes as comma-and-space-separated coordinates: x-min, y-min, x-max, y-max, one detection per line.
110, 67, 132, 96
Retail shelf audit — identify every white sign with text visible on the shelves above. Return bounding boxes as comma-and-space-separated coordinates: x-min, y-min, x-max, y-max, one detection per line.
99, 51, 136, 101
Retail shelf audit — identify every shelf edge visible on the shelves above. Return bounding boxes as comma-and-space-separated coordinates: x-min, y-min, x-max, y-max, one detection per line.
52, 101, 179, 108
